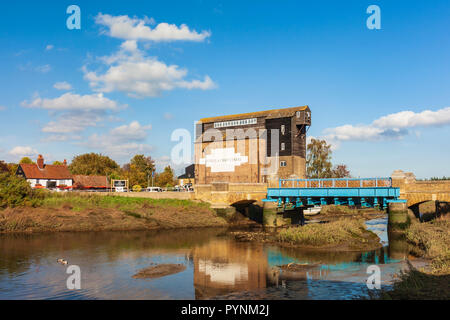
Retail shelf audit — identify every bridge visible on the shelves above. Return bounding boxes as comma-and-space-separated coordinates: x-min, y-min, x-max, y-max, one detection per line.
263, 177, 404, 210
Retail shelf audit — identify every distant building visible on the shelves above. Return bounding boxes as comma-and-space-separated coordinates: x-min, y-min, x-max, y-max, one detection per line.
16, 155, 73, 189
178, 164, 195, 186
73, 175, 109, 191
195, 106, 311, 185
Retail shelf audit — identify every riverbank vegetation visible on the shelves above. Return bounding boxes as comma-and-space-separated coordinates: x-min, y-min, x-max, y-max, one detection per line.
277, 218, 381, 251
373, 214, 449, 300
0, 191, 229, 233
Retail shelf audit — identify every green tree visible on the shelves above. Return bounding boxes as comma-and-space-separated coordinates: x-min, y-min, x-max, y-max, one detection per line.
19, 157, 34, 164
0, 173, 34, 208
68, 153, 119, 176
306, 138, 333, 178
122, 155, 155, 187
156, 166, 176, 188
52, 161, 63, 165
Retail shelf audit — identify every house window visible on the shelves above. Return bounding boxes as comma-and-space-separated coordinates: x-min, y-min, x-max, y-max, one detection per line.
281, 124, 285, 135
281, 143, 285, 151
296, 111, 301, 118
280, 161, 287, 167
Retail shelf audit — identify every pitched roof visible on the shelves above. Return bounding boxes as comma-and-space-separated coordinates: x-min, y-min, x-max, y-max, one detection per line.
73, 175, 109, 188
19, 163, 72, 180
199, 105, 309, 123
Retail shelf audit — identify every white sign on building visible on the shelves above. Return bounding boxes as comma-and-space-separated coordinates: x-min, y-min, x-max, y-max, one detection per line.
199, 148, 248, 172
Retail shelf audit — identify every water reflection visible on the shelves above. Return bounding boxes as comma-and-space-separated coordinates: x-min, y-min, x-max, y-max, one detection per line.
0, 218, 423, 300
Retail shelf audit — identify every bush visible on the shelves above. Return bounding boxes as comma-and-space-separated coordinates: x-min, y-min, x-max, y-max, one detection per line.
0, 172, 46, 208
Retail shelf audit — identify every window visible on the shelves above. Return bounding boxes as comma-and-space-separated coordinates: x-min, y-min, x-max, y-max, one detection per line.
280, 161, 287, 167
296, 111, 301, 118
281, 124, 285, 135
281, 142, 285, 151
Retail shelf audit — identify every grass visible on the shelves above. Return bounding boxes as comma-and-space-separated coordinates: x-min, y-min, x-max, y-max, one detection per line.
277, 218, 380, 250
370, 216, 449, 300
372, 262, 450, 300
405, 219, 450, 274
0, 192, 229, 233
39, 193, 209, 211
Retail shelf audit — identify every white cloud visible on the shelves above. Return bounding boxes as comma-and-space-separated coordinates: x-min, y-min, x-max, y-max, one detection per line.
22, 92, 125, 111
84, 43, 216, 98
372, 108, 450, 129
41, 112, 104, 134
109, 121, 152, 141
95, 14, 211, 42
80, 121, 153, 160
45, 44, 54, 51
324, 106, 450, 144
8, 146, 38, 158
42, 134, 82, 142
53, 81, 73, 90
35, 64, 51, 73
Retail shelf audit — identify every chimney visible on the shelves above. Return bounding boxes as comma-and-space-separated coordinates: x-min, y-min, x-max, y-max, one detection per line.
63, 159, 67, 166
37, 155, 44, 169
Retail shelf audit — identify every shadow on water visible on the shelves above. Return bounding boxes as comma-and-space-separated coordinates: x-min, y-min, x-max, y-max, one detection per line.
0, 216, 423, 300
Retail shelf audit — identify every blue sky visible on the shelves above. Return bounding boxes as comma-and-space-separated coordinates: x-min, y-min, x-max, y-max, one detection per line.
0, 0, 449, 177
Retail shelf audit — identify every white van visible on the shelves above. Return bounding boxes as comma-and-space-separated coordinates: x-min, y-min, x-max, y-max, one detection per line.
146, 187, 163, 192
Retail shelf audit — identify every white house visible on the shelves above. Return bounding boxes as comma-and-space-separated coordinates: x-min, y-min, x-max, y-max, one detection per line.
16, 155, 73, 190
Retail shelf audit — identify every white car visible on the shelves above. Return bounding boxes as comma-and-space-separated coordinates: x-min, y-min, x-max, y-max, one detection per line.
146, 187, 163, 192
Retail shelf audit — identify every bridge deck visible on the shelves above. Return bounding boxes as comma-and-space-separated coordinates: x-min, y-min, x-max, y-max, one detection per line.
265, 178, 404, 209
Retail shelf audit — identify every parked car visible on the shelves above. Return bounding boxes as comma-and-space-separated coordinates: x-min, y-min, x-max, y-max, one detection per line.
146, 187, 163, 192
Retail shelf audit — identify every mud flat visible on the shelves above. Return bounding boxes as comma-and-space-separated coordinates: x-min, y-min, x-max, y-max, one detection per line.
132, 264, 187, 279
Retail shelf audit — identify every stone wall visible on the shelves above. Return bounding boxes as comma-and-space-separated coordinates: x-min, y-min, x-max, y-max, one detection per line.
391, 170, 450, 206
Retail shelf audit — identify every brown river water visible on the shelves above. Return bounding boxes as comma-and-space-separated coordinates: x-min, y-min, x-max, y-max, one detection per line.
0, 216, 427, 300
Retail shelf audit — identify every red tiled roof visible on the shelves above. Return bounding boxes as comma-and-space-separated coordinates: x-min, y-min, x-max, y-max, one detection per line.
73, 175, 109, 189
19, 163, 73, 180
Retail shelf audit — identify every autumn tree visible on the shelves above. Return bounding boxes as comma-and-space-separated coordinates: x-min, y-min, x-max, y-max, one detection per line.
68, 153, 120, 176
332, 164, 351, 178
306, 138, 333, 178
122, 155, 155, 187
156, 166, 176, 188
0, 161, 9, 173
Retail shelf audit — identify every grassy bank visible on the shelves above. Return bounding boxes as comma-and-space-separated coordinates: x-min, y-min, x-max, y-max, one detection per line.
405, 219, 450, 274
0, 193, 229, 233
373, 263, 450, 300
373, 217, 449, 300
277, 218, 381, 251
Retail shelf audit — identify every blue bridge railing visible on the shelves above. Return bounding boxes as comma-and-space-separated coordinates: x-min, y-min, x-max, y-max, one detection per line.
265, 177, 404, 209
279, 177, 392, 188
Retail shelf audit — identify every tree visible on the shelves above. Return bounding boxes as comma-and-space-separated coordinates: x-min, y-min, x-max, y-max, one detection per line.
52, 161, 63, 165
332, 164, 351, 178
122, 155, 155, 187
19, 157, 34, 164
68, 153, 120, 176
306, 138, 333, 178
0, 161, 8, 173
156, 166, 176, 188
0, 172, 34, 208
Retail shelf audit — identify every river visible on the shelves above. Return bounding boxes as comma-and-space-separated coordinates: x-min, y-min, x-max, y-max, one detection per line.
0, 215, 427, 299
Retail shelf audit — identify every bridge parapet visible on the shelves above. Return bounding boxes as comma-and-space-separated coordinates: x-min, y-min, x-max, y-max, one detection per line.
391, 170, 450, 207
